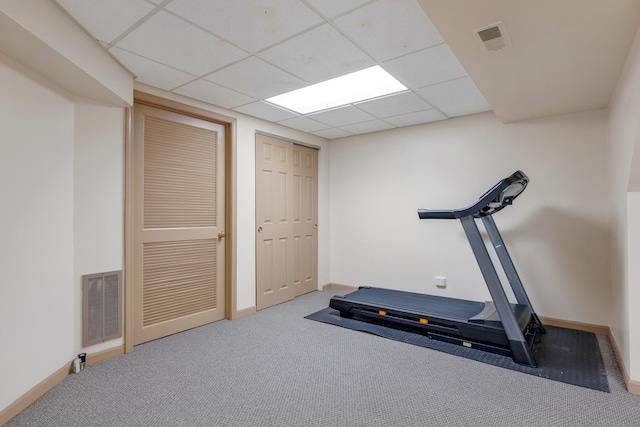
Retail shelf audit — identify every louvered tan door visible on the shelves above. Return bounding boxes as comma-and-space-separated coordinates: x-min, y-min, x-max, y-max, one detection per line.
292, 144, 318, 296
133, 104, 225, 345
255, 134, 294, 310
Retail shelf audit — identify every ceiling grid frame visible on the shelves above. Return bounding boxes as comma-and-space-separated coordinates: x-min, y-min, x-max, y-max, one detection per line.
53, 0, 640, 138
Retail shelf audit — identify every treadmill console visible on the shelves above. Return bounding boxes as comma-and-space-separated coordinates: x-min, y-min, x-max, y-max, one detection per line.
418, 170, 529, 219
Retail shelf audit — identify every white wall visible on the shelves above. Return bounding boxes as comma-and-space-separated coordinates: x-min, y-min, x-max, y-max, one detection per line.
627, 192, 640, 381
0, 3, 132, 415
0, 53, 75, 410
74, 101, 125, 355
607, 24, 640, 381
330, 110, 609, 325
136, 84, 331, 311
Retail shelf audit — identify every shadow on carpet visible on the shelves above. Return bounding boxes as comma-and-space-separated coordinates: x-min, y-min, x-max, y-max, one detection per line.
306, 307, 609, 392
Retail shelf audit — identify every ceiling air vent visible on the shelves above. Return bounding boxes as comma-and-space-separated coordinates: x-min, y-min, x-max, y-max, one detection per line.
474, 21, 511, 53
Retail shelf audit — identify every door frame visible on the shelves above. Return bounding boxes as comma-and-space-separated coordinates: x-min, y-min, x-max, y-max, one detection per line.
124, 90, 238, 353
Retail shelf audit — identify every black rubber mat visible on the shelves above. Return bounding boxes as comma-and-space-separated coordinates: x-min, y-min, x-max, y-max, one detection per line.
306, 307, 610, 392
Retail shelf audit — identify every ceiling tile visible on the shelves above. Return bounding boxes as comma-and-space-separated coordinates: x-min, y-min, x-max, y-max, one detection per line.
55, 0, 154, 43
174, 79, 255, 109
233, 101, 298, 122
167, 0, 323, 53
205, 57, 306, 99
383, 109, 446, 127
311, 127, 353, 139
339, 119, 395, 135
304, 0, 372, 20
277, 116, 329, 133
258, 24, 374, 83
384, 44, 467, 89
116, 11, 247, 76
308, 105, 376, 127
334, 0, 443, 61
109, 47, 195, 90
355, 91, 432, 118
417, 77, 492, 118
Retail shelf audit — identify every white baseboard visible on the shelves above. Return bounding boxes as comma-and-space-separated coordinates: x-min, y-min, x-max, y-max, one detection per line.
322, 282, 358, 292
0, 345, 125, 425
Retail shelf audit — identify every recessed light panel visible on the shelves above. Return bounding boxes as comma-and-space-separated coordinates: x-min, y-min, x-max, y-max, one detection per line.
266, 66, 407, 114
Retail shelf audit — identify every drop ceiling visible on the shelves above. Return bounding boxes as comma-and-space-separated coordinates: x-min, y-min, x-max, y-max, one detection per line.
54, 0, 491, 139
54, 0, 640, 138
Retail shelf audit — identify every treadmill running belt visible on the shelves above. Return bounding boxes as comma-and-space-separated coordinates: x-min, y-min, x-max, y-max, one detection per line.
341, 287, 486, 319
305, 307, 609, 392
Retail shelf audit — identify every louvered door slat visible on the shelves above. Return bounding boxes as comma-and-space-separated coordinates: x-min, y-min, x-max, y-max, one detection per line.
144, 116, 217, 229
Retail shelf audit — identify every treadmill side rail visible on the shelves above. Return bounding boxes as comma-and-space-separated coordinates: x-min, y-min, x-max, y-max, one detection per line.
329, 295, 355, 318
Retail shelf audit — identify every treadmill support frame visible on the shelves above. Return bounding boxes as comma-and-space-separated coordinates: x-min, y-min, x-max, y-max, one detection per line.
460, 215, 537, 367
481, 215, 545, 334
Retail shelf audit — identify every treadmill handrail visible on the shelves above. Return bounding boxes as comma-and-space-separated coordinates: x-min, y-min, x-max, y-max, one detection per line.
417, 170, 529, 219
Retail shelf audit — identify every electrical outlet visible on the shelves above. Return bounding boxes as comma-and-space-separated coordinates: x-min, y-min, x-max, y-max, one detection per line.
435, 276, 447, 288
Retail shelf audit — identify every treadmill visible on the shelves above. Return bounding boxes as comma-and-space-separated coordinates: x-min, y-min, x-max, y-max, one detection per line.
329, 170, 546, 367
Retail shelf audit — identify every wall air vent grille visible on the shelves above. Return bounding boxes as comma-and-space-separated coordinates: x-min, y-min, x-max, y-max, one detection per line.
82, 270, 123, 347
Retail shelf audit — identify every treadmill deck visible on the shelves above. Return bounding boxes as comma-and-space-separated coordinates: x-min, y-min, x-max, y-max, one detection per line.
337, 287, 486, 320
330, 286, 533, 333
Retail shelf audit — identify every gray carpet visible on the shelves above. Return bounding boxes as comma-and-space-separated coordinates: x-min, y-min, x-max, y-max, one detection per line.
306, 307, 609, 392
7, 291, 640, 427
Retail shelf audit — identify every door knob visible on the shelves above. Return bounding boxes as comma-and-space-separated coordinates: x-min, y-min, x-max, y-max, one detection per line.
257, 226, 263, 233
314, 224, 318, 229
218, 231, 226, 239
